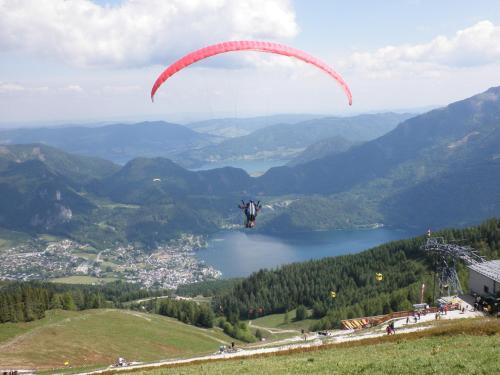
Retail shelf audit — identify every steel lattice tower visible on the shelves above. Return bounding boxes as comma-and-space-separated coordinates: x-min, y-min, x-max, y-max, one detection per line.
422, 237, 486, 298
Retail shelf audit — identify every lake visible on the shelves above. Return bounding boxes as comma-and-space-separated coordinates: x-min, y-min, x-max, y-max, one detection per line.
196, 228, 419, 278
191, 159, 288, 176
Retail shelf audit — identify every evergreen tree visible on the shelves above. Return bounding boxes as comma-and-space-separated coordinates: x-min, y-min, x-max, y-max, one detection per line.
62, 293, 76, 311
283, 311, 290, 324
295, 305, 308, 321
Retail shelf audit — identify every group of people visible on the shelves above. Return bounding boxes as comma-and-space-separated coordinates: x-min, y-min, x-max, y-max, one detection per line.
406, 311, 422, 324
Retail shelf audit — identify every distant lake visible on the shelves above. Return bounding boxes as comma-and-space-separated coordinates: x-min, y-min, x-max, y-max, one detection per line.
191, 159, 288, 176
196, 228, 418, 278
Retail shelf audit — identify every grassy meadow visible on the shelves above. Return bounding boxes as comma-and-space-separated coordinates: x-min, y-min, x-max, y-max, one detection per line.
133, 318, 500, 375
0, 309, 235, 370
48, 275, 117, 285
248, 309, 318, 332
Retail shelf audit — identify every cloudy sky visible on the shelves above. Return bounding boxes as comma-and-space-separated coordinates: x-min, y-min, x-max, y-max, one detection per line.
1, 0, 500, 125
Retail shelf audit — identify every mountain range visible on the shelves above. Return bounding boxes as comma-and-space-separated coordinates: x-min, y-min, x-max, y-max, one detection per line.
256, 86, 500, 230
179, 113, 413, 167
0, 114, 412, 169
185, 114, 322, 138
0, 86, 499, 246
0, 121, 220, 165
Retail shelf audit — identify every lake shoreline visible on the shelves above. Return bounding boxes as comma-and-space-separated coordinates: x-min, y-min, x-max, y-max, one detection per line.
196, 227, 420, 278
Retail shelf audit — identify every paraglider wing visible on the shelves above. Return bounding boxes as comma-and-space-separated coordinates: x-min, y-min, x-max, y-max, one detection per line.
151, 40, 352, 105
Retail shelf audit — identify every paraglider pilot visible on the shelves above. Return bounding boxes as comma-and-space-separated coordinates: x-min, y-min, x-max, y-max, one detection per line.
239, 200, 262, 228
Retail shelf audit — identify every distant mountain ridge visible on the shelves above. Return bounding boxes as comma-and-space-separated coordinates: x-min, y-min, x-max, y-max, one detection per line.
0, 121, 220, 165
180, 113, 413, 166
186, 114, 322, 137
258, 87, 500, 194
0, 114, 411, 169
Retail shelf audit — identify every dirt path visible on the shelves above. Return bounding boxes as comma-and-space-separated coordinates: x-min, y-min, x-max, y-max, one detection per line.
76, 307, 484, 375
120, 310, 152, 322
248, 321, 300, 334
74, 322, 432, 375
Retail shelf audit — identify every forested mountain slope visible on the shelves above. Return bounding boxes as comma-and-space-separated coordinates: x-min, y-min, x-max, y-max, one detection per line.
286, 135, 356, 166
258, 87, 500, 195
252, 86, 500, 230
0, 159, 94, 232
0, 143, 118, 185
216, 218, 500, 329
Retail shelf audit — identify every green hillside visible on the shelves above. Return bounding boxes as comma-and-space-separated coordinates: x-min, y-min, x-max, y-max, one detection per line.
0, 143, 118, 185
256, 86, 500, 231
133, 318, 500, 375
0, 159, 95, 232
0, 309, 235, 370
287, 135, 356, 166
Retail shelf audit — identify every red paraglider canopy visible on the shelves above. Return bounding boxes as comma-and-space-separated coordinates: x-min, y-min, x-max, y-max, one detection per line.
151, 40, 352, 106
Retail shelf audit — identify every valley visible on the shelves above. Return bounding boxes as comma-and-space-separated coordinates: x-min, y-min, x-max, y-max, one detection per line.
2, 4, 500, 374
1, 86, 499, 287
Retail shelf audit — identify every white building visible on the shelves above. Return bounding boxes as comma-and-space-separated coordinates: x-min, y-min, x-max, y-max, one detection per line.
468, 260, 500, 296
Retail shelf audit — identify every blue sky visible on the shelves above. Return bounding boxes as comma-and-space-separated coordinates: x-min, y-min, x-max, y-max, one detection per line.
1, 0, 500, 125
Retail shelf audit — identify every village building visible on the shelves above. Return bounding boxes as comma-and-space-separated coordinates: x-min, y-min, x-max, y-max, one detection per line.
468, 260, 500, 297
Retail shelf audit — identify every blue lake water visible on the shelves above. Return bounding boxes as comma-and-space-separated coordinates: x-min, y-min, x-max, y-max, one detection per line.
192, 159, 288, 175
196, 228, 419, 278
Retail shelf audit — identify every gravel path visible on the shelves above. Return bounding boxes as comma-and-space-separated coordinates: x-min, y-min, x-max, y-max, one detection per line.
76, 297, 485, 375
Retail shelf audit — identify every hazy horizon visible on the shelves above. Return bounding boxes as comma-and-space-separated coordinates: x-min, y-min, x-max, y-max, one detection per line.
1, 1, 500, 125
0, 106, 433, 130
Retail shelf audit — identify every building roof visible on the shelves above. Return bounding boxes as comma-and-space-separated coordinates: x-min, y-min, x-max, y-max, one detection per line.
468, 260, 500, 283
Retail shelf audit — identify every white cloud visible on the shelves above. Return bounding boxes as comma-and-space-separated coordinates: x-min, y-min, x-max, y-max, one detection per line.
0, 82, 25, 93
0, 82, 49, 94
0, 0, 298, 68
343, 20, 500, 77
62, 84, 84, 93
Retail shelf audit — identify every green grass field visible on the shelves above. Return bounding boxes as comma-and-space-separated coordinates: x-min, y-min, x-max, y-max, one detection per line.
134, 318, 500, 375
248, 309, 318, 332
49, 276, 117, 284
38, 233, 64, 242
0, 309, 236, 370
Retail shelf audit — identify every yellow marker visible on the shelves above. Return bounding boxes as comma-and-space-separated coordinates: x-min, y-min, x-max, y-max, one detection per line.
330, 291, 336, 298
64, 361, 70, 366
375, 273, 383, 281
